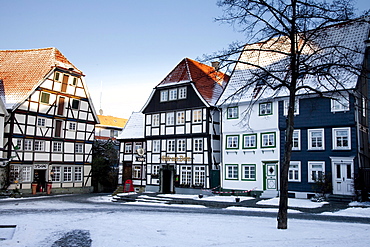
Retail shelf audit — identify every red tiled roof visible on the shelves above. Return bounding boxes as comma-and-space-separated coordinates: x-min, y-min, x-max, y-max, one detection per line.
157, 58, 229, 105
0, 47, 82, 109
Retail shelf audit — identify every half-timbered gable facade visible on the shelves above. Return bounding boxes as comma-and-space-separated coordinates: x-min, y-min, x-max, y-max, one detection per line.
141, 58, 228, 193
117, 112, 145, 191
0, 48, 99, 194
218, 19, 370, 199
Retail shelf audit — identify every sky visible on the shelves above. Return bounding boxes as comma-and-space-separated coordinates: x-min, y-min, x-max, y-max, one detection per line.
1, 0, 369, 119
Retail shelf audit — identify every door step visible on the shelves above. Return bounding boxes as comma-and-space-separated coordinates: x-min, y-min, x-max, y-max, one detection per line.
260, 190, 279, 199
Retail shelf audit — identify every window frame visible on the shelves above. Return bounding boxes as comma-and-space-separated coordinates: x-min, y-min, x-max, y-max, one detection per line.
178, 87, 187, 99
71, 99, 80, 110
167, 139, 175, 152
63, 166, 73, 182
292, 129, 301, 151
40, 92, 51, 104
283, 99, 299, 116
166, 112, 175, 126
288, 161, 301, 182
34, 140, 45, 151
152, 140, 160, 153
75, 143, 83, 153
332, 127, 351, 150
53, 142, 62, 152
227, 106, 238, 119
193, 138, 203, 152
125, 143, 132, 153
152, 114, 160, 127
193, 109, 202, 123
74, 166, 83, 182
308, 161, 325, 183
169, 88, 177, 101
242, 134, 257, 149
177, 139, 186, 152
331, 93, 349, 112
160, 90, 168, 102
259, 102, 273, 116
308, 128, 325, 150
51, 166, 61, 182
261, 132, 276, 148
37, 117, 46, 127
225, 164, 239, 180
176, 111, 185, 125
226, 135, 239, 150
242, 164, 256, 181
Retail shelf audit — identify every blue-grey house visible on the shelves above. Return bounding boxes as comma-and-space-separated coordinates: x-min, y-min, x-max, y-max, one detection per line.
218, 18, 370, 199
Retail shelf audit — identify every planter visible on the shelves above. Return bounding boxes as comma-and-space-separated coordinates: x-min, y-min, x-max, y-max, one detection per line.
31, 182, 37, 195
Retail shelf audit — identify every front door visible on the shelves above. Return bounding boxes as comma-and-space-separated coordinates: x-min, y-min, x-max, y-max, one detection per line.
332, 161, 354, 195
264, 163, 278, 190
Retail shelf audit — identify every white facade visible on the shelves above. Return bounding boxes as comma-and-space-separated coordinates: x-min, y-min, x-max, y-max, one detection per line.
220, 101, 280, 195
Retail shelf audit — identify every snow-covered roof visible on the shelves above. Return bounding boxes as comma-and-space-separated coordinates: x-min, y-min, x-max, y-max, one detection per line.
117, 112, 144, 140
218, 19, 370, 105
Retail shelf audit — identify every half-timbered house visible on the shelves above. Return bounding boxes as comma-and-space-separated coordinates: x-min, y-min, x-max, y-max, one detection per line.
141, 58, 229, 193
117, 112, 145, 191
0, 48, 99, 194
0, 97, 9, 189
218, 19, 370, 199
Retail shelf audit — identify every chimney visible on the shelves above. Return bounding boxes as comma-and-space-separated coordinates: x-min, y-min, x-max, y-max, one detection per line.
211, 61, 220, 71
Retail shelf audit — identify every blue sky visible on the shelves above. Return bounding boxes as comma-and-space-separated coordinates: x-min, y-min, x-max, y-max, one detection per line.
1, 0, 369, 118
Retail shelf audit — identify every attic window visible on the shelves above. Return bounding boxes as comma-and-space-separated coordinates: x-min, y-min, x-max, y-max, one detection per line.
40, 92, 50, 104
179, 87, 187, 99
169, 89, 177, 100
72, 77, 78, 86
160, 90, 168, 102
54, 72, 60, 82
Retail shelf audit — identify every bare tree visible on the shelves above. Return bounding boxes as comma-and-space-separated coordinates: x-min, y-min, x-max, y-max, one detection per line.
207, 0, 370, 229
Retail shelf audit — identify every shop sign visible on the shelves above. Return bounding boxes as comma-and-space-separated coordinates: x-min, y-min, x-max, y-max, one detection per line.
161, 156, 192, 162
34, 164, 47, 170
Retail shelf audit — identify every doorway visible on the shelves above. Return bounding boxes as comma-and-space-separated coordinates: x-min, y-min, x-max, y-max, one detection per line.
263, 162, 278, 190
34, 170, 46, 192
332, 159, 354, 195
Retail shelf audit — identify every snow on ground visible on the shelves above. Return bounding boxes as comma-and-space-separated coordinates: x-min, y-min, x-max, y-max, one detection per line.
257, 197, 329, 208
1, 196, 370, 246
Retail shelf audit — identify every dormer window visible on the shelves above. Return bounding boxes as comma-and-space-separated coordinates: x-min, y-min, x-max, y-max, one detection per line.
160, 90, 168, 102
54, 72, 60, 81
179, 87, 187, 99
169, 89, 177, 100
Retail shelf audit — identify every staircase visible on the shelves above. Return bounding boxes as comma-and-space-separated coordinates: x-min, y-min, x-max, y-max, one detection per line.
328, 194, 353, 203
260, 190, 279, 199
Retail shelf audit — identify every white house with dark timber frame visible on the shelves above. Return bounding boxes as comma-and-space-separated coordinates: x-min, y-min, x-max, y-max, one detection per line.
141, 58, 229, 193
0, 48, 99, 194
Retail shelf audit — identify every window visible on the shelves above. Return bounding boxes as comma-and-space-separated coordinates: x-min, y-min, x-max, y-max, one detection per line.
54, 72, 60, 81
194, 166, 205, 186
69, 122, 76, 131
133, 165, 142, 179
331, 94, 349, 112
152, 114, 160, 127
125, 143, 132, 153
242, 164, 256, 180
24, 140, 32, 151
167, 140, 175, 152
283, 99, 299, 116
16, 139, 22, 150
160, 90, 168, 102
152, 165, 159, 176
177, 139, 186, 152
166, 112, 174, 125
292, 130, 301, 150
308, 161, 325, 183
243, 134, 257, 149
193, 109, 202, 123
63, 167, 72, 182
169, 89, 177, 100
227, 107, 238, 119
74, 167, 82, 181
22, 166, 32, 182
75, 143, 83, 153
152, 140, 160, 153
34, 140, 45, 151
179, 87, 187, 99
194, 138, 203, 152
226, 164, 238, 180
259, 102, 272, 116
261, 132, 275, 148
51, 166, 61, 182
37, 118, 46, 127
134, 142, 142, 153
363, 97, 367, 117
40, 92, 50, 104
72, 77, 78, 86
181, 166, 192, 185
9, 166, 20, 183
71, 99, 80, 110
226, 135, 239, 149
53, 142, 62, 152
176, 111, 185, 124
289, 161, 301, 182
333, 127, 351, 150
308, 129, 325, 150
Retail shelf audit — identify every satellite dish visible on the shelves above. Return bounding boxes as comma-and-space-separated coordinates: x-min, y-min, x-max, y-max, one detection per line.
137, 148, 145, 156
